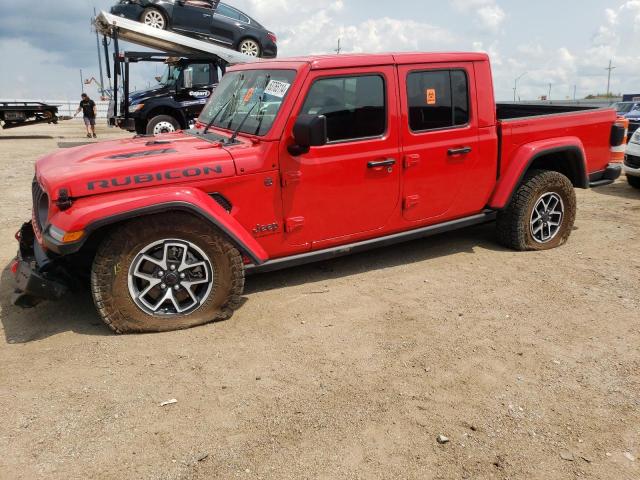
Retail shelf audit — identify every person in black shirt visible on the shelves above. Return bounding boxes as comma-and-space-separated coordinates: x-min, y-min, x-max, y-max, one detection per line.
74, 93, 97, 138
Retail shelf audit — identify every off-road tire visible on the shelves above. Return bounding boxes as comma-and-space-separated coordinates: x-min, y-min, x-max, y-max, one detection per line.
91, 213, 244, 334
628, 174, 640, 189
146, 115, 180, 135
496, 169, 577, 251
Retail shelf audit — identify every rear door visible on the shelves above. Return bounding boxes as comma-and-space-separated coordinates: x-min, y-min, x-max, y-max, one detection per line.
210, 4, 245, 46
172, 2, 214, 35
398, 63, 483, 222
279, 66, 401, 248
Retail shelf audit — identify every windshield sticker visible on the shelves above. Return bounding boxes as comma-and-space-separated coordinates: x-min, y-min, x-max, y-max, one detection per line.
264, 80, 291, 98
426, 89, 437, 105
243, 87, 256, 104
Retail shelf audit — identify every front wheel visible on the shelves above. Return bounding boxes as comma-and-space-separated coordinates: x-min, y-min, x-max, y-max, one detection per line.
141, 8, 167, 29
496, 170, 577, 251
238, 38, 261, 57
146, 115, 180, 135
91, 213, 245, 333
628, 174, 640, 189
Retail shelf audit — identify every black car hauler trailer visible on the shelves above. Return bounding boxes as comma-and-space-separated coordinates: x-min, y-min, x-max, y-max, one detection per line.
0, 102, 59, 130
109, 51, 226, 134
94, 10, 258, 135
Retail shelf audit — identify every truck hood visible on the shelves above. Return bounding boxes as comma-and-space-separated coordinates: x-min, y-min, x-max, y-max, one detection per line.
36, 131, 236, 200
128, 85, 171, 105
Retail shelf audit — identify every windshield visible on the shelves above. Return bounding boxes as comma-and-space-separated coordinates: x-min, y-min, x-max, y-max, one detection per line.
157, 65, 181, 87
614, 102, 635, 113
199, 69, 296, 137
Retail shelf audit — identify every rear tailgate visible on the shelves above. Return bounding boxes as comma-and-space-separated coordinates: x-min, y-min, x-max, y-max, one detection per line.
498, 108, 618, 179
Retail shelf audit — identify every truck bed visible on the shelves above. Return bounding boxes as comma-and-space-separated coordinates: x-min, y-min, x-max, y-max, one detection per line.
496, 103, 601, 120
496, 103, 617, 180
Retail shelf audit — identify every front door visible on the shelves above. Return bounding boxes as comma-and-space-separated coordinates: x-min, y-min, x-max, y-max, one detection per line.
172, 1, 214, 35
279, 67, 401, 248
398, 63, 484, 222
174, 63, 214, 119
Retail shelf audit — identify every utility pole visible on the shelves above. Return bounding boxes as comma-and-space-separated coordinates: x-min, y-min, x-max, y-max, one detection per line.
606, 59, 616, 98
548, 83, 552, 101
513, 72, 527, 102
335, 38, 342, 55
94, 7, 105, 99
80, 69, 84, 93
573, 85, 577, 101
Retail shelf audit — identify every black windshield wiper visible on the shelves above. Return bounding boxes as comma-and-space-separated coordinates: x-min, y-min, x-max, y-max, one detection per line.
203, 74, 245, 134
226, 102, 259, 144
203, 96, 233, 134
227, 75, 271, 144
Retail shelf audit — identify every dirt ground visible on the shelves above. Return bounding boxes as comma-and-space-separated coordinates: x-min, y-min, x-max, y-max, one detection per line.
0, 121, 638, 480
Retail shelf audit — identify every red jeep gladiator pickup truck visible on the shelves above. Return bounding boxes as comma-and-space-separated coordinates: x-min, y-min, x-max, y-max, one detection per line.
13, 52, 625, 333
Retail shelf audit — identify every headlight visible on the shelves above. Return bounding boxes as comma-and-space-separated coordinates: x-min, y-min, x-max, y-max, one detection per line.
128, 103, 144, 113
632, 131, 640, 144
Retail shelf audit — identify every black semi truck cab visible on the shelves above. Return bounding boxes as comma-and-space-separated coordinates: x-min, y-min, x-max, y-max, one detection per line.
110, 52, 225, 135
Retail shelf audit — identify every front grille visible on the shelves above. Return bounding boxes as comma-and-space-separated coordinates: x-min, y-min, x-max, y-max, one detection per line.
624, 154, 640, 169
31, 178, 48, 233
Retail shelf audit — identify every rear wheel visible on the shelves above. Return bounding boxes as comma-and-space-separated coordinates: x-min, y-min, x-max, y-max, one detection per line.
496, 170, 577, 251
91, 213, 245, 334
238, 38, 261, 57
628, 175, 640, 189
146, 114, 180, 135
141, 8, 167, 29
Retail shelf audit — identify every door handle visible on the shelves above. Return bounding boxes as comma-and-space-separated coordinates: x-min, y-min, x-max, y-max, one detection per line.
447, 147, 472, 156
367, 158, 396, 168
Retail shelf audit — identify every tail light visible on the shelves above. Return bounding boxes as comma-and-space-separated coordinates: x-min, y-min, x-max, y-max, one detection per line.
267, 32, 277, 43
610, 116, 629, 163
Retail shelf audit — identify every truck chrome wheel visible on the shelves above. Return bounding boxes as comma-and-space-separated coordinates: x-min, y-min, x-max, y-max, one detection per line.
143, 10, 166, 29
530, 192, 564, 243
128, 239, 214, 316
153, 121, 175, 135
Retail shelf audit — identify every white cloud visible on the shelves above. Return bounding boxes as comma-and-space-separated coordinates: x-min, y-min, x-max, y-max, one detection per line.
450, 0, 506, 32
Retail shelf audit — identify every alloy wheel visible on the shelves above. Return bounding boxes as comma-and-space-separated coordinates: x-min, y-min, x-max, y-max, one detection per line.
128, 239, 214, 316
239, 40, 260, 57
143, 11, 165, 29
530, 192, 564, 243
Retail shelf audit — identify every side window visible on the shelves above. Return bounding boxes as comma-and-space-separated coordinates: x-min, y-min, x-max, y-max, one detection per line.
190, 64, 211, 86
407, 69, 469, 132
300, 75, 386, 142
216, 5, 240, 20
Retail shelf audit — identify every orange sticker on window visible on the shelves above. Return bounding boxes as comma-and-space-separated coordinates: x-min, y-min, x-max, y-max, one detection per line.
426, 88, 437, 105
243, 88, 255, 104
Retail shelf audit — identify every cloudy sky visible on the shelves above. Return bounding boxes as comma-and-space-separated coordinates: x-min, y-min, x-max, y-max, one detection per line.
1, 0, 639, 101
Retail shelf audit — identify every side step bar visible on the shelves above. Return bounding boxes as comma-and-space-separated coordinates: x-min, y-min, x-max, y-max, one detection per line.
246, 211, 497, 275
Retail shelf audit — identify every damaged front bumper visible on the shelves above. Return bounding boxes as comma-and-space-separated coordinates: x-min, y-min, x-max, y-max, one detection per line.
12, 222, 68, 308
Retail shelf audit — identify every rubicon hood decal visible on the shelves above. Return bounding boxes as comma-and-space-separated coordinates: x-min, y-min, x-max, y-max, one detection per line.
88, 165, 223, 191
35, 131, 236, 199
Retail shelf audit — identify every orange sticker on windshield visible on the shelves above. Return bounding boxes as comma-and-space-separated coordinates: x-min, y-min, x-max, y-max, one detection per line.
426, 89, 437, 105
243, 88, 255, 104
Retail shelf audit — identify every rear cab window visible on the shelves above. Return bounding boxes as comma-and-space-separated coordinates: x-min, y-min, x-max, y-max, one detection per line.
300, 75, 386, 143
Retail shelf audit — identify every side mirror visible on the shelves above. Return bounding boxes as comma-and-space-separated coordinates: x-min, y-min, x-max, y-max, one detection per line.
183, 68, 193, 89
288, 114, 327, 156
